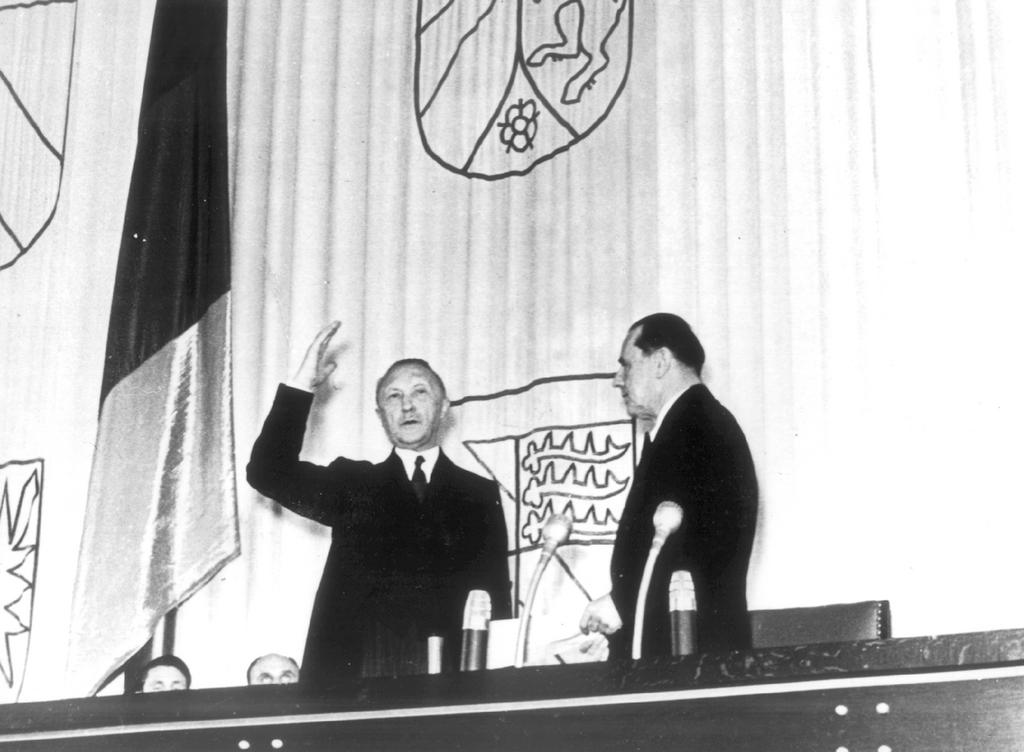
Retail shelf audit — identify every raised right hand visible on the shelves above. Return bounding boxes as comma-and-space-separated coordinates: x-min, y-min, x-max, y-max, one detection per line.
287, 320, 341, 391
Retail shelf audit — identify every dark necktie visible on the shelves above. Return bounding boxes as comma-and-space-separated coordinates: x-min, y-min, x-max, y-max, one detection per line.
411, 455, 427, 503
641, 432, 652, 459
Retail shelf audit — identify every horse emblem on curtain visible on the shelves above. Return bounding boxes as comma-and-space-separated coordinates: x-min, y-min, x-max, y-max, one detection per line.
0, 459, 42, 702
415, 0, 633, 179
0, 0, 77, 270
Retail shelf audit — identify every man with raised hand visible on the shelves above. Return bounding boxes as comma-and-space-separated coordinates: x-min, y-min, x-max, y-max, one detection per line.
247, 322, 511, 686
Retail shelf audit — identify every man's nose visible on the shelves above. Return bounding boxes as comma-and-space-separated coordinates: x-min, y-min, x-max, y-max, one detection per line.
612, 369, 624, 388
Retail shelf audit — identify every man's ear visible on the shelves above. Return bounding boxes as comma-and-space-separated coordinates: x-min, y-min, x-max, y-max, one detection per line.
438, 397, 455, 436
653, 348, 672, 378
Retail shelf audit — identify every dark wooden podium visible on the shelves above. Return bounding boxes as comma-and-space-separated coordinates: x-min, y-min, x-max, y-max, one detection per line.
3, 628, 1023, 751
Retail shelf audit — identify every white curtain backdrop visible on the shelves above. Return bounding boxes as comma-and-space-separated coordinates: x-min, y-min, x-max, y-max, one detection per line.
0, 0, 157, 699
174, 0, 1024, 689
1, 0, 1022, 697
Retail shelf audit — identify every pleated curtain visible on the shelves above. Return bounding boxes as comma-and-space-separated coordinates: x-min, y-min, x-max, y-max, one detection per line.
2, 0, 1022, 695
169, 0, 1024, 688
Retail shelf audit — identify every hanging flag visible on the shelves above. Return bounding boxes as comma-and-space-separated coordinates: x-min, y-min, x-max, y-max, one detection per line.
66, 0, 238, 696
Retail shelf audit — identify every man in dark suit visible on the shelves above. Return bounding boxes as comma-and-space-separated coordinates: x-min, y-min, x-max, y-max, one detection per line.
247, 321, 511, 686
580, 313, 758, 659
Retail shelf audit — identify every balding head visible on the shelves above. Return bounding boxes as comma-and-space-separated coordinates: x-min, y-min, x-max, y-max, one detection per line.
247, 653, 300, 685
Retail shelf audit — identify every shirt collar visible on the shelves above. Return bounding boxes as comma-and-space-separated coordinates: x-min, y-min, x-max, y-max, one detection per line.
649, 385, 695, 442
394, 445, 441, 481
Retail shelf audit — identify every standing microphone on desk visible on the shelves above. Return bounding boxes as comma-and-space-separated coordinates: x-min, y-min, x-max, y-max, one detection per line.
631, 501, 684, 660
669, 570, 696, 657
514, 513, 573, 668
460, 590, 491, 672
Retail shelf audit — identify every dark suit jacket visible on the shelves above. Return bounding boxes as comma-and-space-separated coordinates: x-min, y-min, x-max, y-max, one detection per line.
609, 384, 758, 659
246, 385, 511, 686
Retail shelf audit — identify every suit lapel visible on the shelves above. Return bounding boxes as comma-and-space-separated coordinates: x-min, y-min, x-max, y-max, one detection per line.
615, 388, 702, 560
426, 451, 458, 506
651, 385, 703, 450
385, 450, 458, 507
383, 451, 419, 508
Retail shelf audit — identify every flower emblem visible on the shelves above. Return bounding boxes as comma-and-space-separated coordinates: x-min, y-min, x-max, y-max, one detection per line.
497, 99, 540, 153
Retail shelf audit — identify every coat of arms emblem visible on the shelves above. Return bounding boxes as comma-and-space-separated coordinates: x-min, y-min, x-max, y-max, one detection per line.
0, 459, 42, 702
447, 374, 636, 639
0, 0, 76, 270
415, 0, 633, 179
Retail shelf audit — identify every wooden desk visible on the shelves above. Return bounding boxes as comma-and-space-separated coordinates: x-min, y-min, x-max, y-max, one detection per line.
3, 628, 1023, 751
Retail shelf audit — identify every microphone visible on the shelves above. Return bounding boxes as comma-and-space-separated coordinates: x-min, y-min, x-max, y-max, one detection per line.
427, 635, 444, 675
514, 514, 573, 668
460, 590, 491, 672
669, 570, 696, 657
540, 513, 573, 558
631, 501, 684, 660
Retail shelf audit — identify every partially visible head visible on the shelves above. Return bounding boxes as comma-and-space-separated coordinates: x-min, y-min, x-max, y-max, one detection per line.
375, 359, 449, 451
139, 655, 191, 693
613, 313, 705, 421
247, 653, 300, 686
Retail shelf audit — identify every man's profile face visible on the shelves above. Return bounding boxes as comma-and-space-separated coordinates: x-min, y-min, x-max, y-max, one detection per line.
248, 654, 299, 685
376, 364, 449, 451
612, 327, 659, 422
141, 665, 188, 692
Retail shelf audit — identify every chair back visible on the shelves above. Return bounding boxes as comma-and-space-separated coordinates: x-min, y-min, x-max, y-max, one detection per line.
750, 600, 891, 648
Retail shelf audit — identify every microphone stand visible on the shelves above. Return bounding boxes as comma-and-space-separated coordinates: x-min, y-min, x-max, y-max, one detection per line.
514, 514, 572, 668
631, 501, 683, 661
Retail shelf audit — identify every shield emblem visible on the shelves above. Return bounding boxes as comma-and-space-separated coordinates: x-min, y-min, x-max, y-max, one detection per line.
0, 459, 43, 702
469, 423, 632, 549
446, 374, 636, 639
415, 0, 633, 179
0, 0, 77, 270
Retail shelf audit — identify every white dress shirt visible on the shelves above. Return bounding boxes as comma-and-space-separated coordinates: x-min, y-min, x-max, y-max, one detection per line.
394, 445, 440, 482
